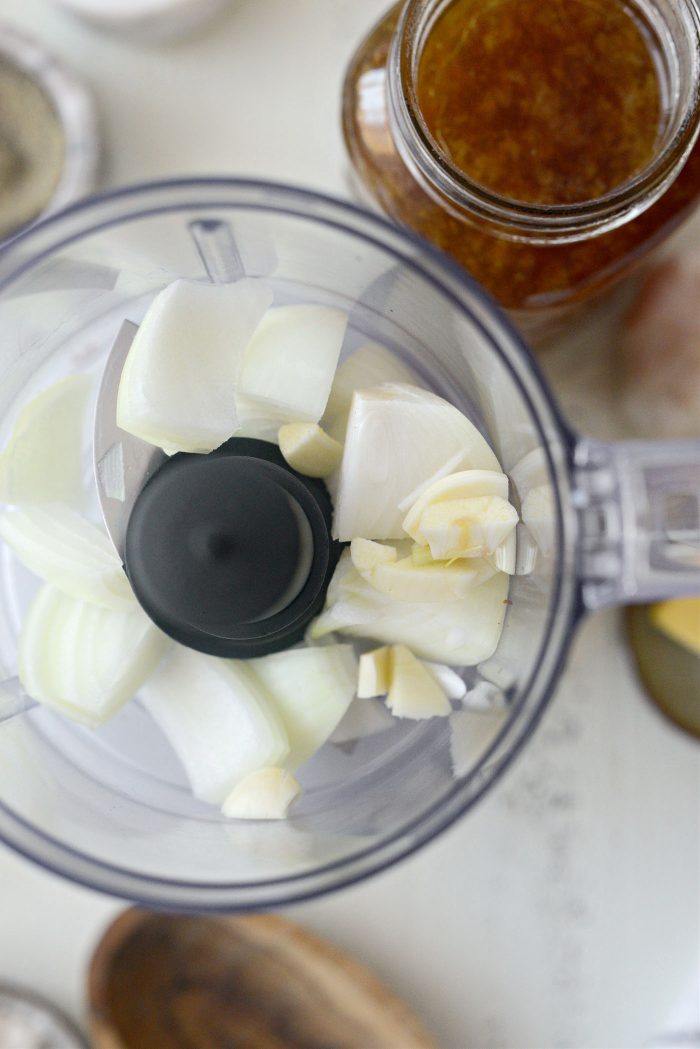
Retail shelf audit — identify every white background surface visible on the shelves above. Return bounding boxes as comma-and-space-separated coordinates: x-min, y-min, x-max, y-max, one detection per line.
0, 2, 698, 1047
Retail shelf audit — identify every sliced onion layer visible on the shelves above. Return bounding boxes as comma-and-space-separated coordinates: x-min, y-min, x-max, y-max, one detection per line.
0, 376, 91, 509
0, 505, 133, 610
18, 583, 169, 727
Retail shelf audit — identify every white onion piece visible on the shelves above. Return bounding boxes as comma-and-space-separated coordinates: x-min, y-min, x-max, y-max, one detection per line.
248, 644, 357, 771
0, 376, 91, 508
18, 583, 168, 727
333, 384, 502, 541
116, 278, 273, 454
322, 342, 418, 442
237, 305, 347, 434
310, 550, 509, 665
141, 648, 289, 804
221, 767, 301, 821
0, 505, 133, 609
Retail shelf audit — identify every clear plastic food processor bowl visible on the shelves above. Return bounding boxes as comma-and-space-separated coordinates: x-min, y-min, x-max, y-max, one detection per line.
0, 180, 697, 910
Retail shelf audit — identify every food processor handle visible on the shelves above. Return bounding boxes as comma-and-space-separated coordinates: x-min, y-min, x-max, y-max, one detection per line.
573, 438, 700, 610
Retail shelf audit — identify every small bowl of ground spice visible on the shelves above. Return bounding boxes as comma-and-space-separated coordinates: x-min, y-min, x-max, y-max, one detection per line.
0, 24, 98, 244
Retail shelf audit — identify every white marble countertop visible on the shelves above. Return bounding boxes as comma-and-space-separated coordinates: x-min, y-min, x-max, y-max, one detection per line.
0, 2, 698, 1047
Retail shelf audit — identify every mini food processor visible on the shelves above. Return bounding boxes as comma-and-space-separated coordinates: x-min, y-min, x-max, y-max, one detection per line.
0, 180, 697, 909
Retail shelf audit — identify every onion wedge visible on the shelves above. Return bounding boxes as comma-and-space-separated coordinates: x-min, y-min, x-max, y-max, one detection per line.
140, 648, 289, 805
333, 384, 502, 541
116, 278, 273, 454
248, 645, 357, 770
237, 304, 347, 433
18, 583, 168, 727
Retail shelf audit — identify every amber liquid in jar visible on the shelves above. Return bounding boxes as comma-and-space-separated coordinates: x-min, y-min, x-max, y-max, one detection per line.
342, 0, 700, 336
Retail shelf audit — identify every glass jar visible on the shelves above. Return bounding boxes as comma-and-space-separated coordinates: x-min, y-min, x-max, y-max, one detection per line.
342, 0, 700, 340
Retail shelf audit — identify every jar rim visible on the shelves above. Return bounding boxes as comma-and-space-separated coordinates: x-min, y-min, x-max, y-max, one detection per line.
389, 0, 700, 242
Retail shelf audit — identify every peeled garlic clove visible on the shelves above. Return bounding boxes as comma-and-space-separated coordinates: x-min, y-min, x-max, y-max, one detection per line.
238, 304, 347, 428
247, 644, 357, 771
418, 496, 518, 561
310, 549, 509, 666
357, 646, 392, 698
386, 644, 452, 720
278, 422, 343, 478
221, 767, 301, 820
333, 385, 502, 542
0, 376, 91, 509
363, 555, 496, 603
403, 469, 509, 544
350, 537, 398, 574
117, 278, 273, 454
0, 505, 134, 610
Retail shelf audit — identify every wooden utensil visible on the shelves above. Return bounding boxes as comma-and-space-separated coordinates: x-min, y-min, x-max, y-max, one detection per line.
88, 909, 442, 1049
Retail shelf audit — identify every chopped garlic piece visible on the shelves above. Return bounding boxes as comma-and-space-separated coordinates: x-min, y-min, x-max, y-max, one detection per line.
418, 496, 518, 561
278, 422, 343, 478
357, 646, 392, 698
221, 767, 301, 820
362, 554, 496, 603
386, 645, 452, 720
350, 537, 398, 574
403, 469, 509, 544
